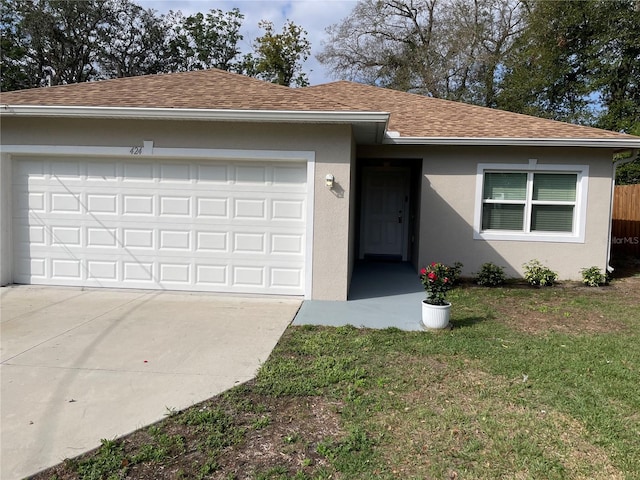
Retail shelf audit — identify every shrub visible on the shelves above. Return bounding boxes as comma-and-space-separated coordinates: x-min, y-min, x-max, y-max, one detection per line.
450, 261, 464, 285
581, 266, 609, 287
523, 259, 558, 287
475, 262, 506, 287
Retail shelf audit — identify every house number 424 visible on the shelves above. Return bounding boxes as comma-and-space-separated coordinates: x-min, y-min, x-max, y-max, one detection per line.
129, 146, 143, 155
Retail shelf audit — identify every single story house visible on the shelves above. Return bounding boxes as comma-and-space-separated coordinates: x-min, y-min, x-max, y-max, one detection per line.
1, 69, 639, 300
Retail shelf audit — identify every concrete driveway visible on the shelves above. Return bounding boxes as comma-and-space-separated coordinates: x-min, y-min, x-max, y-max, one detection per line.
0, 286, 300, 480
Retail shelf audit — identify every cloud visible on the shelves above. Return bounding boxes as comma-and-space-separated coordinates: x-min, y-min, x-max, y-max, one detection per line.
138, 0, 357, 85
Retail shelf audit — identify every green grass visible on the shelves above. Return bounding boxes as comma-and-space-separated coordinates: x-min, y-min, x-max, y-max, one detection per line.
40, 280, 640, 480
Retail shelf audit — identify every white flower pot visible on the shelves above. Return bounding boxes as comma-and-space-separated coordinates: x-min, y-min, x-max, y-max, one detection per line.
421, 301, 451, 329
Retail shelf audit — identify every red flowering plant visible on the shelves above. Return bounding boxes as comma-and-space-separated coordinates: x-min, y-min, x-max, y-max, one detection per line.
419, 262, 460, 305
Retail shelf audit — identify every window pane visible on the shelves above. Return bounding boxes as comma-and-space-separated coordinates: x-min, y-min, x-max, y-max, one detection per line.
531, 205, 574, 232
483, 173, 527, 200
533, 174, 577, 201
482, 204, 524, 230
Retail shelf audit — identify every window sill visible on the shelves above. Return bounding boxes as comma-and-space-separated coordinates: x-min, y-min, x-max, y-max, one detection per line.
474, 231, 585, 243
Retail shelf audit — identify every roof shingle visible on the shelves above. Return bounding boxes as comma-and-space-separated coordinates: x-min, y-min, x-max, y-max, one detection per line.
1, 68, 637, 142
303, 81, 632, 140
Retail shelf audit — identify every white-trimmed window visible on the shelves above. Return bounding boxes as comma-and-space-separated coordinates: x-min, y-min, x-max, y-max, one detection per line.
474, 162, 589, 243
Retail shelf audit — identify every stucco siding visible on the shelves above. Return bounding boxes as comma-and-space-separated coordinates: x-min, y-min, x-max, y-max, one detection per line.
359, 145, 615, 281
1, 118, 354, 300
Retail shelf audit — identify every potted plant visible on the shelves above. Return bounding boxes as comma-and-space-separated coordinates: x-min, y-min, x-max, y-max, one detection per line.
419, 262, 457, 329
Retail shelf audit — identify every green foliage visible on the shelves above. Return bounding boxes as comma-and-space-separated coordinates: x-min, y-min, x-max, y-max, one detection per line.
616, 157, 640, 185
255, 351, 367, 397
166, 8, 245, 72
2, 0, 114, 89
0, 0, 30, 90
419, 262, 462, 305
450, 261, 464, 285
316, 428, 374, 474
475, 262, 506, 287
75, 438, 127, 480
1, 2, 311, 91
131, 427, 186, 464
99, 1, 174, 78
244, 20, 310, 87
252, 414, 271, 430
523, 259, 558, 287
179, 405, 245, 454
581, 266, 609, 287
497, 0, 640, 132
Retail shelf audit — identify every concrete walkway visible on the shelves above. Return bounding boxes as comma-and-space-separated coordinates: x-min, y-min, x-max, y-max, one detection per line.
0, 286, 300, 480
294, 262, 425, 331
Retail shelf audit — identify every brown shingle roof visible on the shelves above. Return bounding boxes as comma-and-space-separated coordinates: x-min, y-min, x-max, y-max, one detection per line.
303, 81, 633, 140
1, 68, 637, 142
0, 68, 354, 111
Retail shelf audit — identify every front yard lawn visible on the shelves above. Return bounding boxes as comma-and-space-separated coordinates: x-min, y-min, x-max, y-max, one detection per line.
38, 275, 640, 480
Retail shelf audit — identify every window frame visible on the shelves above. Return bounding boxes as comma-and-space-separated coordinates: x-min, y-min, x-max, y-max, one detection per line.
473, 160, 589, 243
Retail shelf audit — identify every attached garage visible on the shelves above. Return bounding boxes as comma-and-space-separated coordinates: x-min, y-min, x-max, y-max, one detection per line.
11, 154, 311, 296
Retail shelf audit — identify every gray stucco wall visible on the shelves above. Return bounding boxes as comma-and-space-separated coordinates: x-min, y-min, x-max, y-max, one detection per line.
359, 145, 615, 281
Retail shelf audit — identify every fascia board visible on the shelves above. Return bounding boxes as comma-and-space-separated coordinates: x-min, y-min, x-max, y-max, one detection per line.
384, 136, 640, 149
0, 105, 390, 125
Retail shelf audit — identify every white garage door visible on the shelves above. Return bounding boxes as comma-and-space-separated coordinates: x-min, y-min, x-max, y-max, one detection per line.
12, 156, 308, 295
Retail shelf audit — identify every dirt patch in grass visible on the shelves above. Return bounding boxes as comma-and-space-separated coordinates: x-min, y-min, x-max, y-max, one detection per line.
34, 386, 345, 480
213, 396, 344, 478
489, 276, 639, 336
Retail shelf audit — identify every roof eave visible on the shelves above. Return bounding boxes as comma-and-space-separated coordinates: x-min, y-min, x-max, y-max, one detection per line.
1, 104, 390, 143
384, 136, 640, 149
3, 104, 390, 135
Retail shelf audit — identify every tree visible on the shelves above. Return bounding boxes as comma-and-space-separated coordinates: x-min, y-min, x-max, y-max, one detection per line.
317, 0, 527, 105
8, 0, 114, 87
99, 0, 172, 78
165, 8, 245, 72
588, 0, 640, 134
245, 20, 311, 87
0, 0, 30, 90
497, 0, 640, 131
1, 2, 314, 91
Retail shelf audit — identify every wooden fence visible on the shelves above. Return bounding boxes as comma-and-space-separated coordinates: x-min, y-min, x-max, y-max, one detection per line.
612, 184, 640, 257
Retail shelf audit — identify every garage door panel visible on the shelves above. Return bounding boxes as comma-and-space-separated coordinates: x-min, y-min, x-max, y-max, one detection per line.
159, 230, 191, 250
123, 162, 155, 182
273, 165, 307, 185
272, 199, 305, 220
87, 194, 118, 214
196, 197, 228, 218
271, 268, 302, 288
196, 231, 228, 252
51, 258, 82, 280
197, 164, 228, 183
13, 156, 308, 295
159, 195, 191, 216
87, 260, 118, 281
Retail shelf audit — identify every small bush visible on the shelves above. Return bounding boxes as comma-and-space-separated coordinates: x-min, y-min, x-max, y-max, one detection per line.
581, 266, 608, 287
450, 261, 464, 285
475, 262, 506, 287
523, 259, 558, 287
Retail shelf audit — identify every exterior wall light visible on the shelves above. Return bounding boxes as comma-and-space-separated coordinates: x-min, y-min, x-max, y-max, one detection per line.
325, 174, 334, 188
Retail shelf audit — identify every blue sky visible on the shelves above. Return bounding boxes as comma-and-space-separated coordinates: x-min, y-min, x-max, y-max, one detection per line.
137, 0, 358, 85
